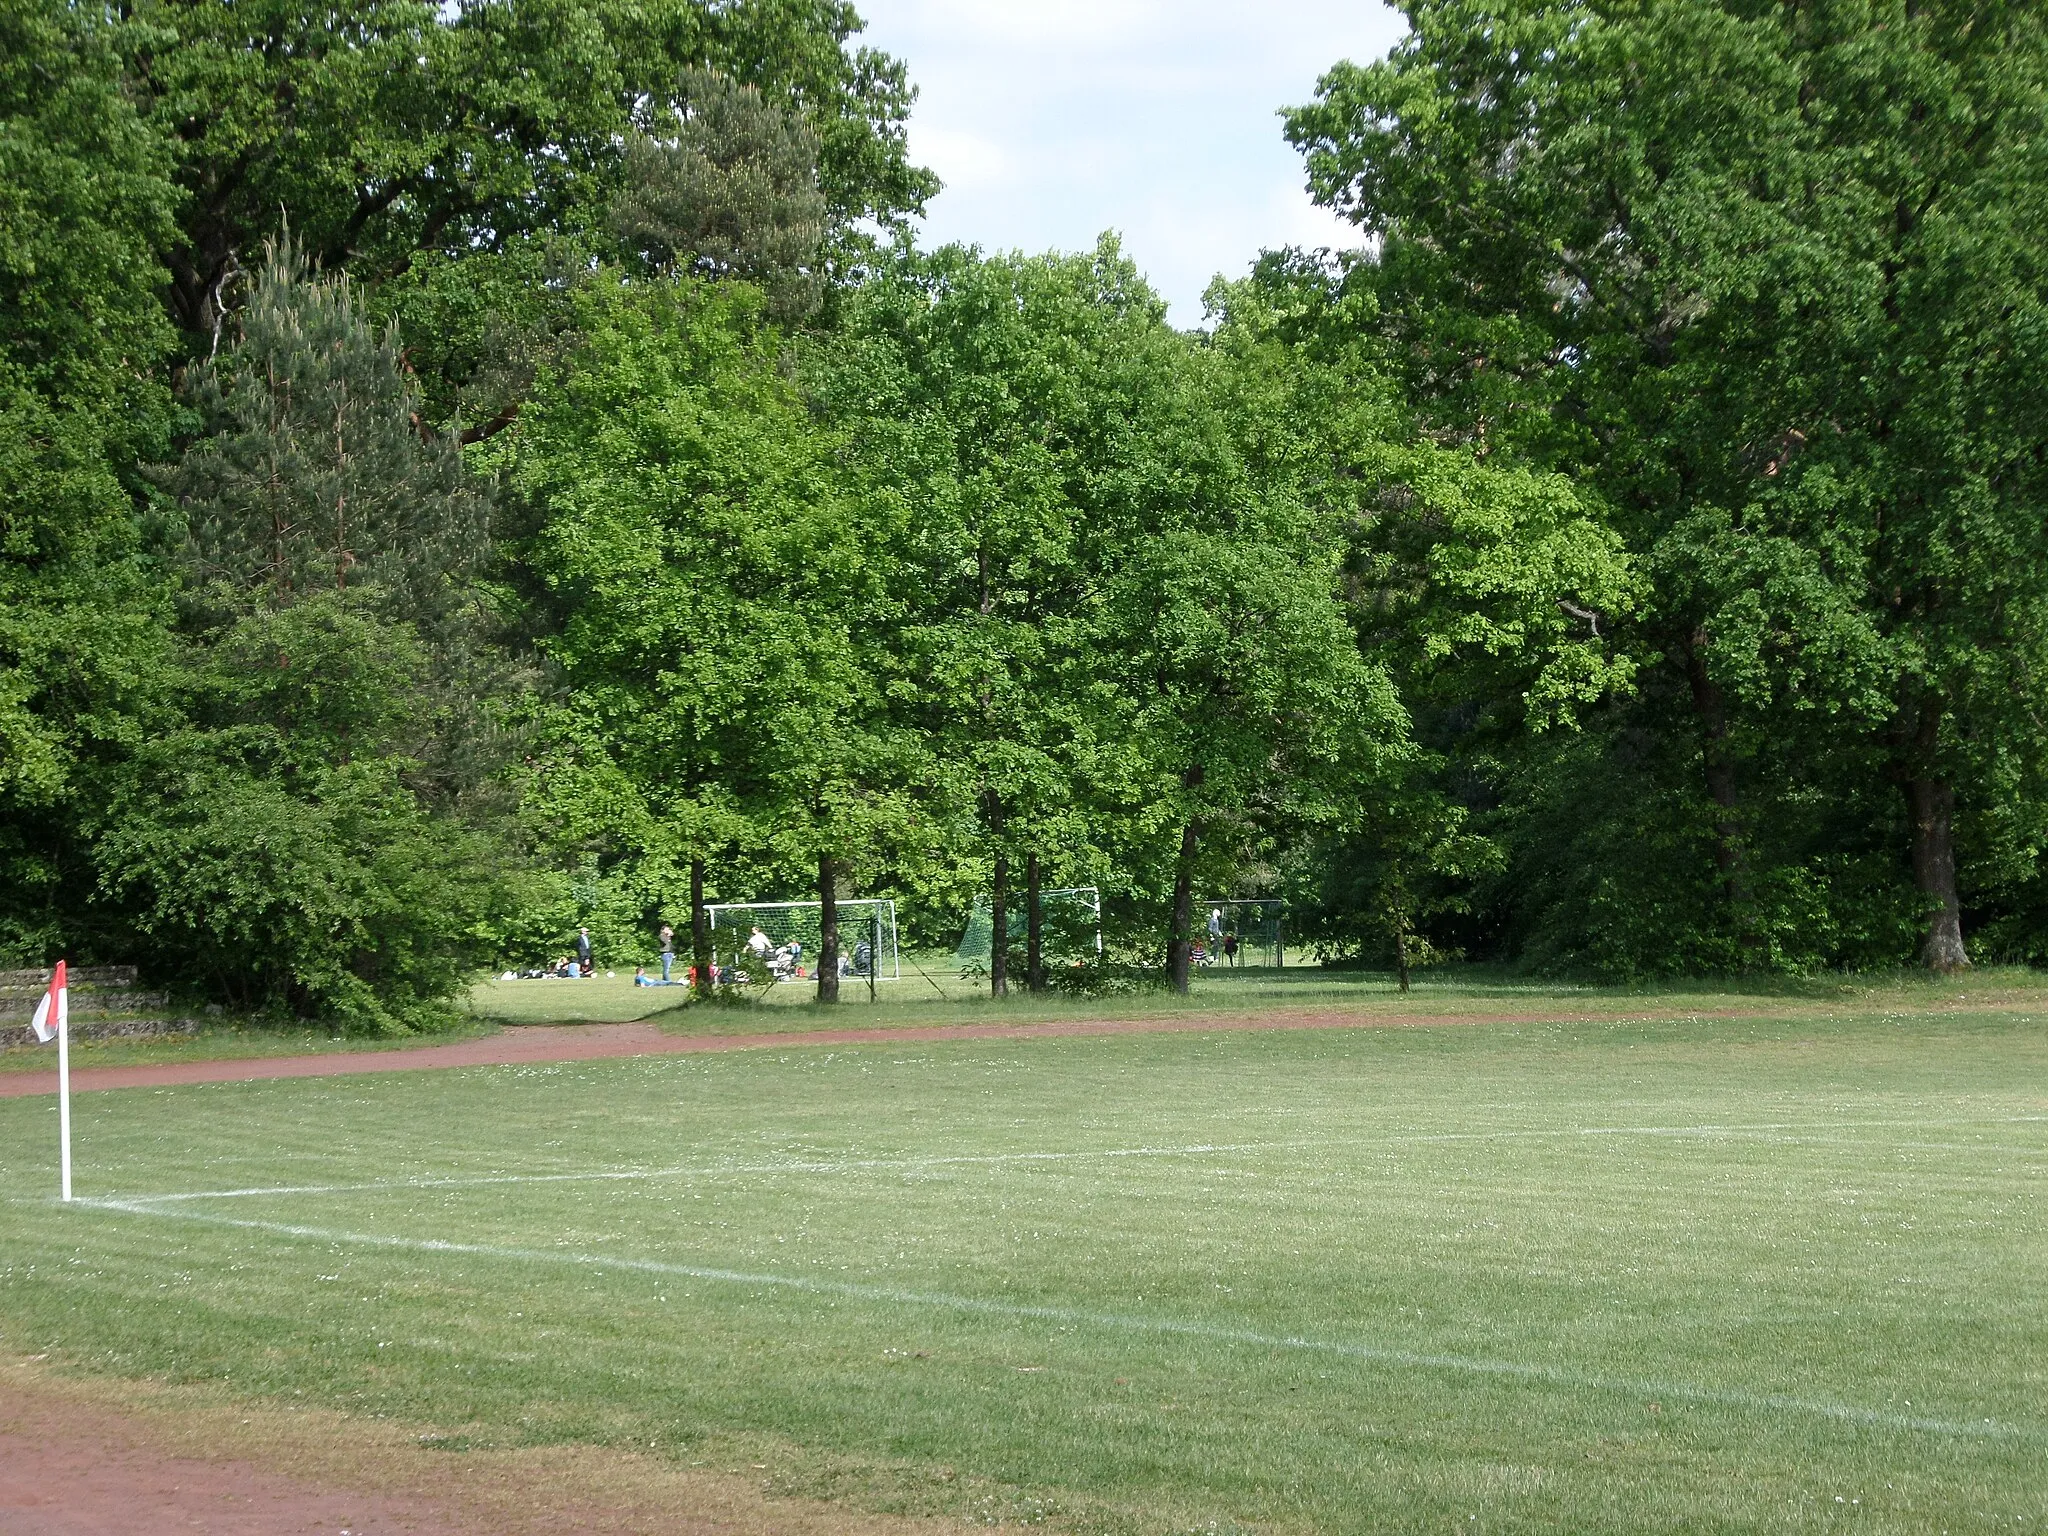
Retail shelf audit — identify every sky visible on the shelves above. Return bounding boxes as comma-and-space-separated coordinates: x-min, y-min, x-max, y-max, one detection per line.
851, 1, 1409, 326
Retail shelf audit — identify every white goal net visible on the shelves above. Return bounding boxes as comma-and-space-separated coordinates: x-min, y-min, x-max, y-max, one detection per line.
706, 899, 901, 984
954, 887, 1103, 974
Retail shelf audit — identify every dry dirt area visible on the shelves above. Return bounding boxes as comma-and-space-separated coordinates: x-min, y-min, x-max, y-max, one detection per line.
0, 1357, 998, 1535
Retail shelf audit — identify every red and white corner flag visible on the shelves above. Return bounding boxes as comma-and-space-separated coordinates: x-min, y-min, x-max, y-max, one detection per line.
31, 960, 72, 1200
30, 958, 66, 1044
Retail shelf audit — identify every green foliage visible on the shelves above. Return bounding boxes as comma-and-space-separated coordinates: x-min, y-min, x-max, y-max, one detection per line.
107, 257, 524, 1028
93, 600, 523, 1031
0, 0, 180, 962
821, 240, 1176, 935
613, 68, 829, 320
127, 0, 936, 344
1210, 266, 1635, 978
496, 273, 916, 963
1284, 0, 2048, 971
1293, 774, 1500, 985
826, 240, 1416, 990
163, 242, 489, 623
9, 0, 2048, 1021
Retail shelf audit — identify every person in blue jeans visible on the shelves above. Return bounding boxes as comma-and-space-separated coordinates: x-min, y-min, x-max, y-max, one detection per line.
659, 923, 675, 982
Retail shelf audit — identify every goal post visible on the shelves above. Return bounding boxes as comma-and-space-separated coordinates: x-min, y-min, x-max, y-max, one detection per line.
706, 899, 900, 985
954, 886, 1103, 974
1195, 898, 1284, 969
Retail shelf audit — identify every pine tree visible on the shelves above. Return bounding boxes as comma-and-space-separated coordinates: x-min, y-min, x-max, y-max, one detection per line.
610, 69, 828, 321
163, 239, 488, 628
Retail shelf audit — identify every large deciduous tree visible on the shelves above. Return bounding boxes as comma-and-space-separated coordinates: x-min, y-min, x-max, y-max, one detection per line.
126, 0, 936, 345
822, 242, 1158, 995
0, 0, 179, 962
500, 273, 913, 1002
1285, 0, 2048, 970
827, 239, 1419, 995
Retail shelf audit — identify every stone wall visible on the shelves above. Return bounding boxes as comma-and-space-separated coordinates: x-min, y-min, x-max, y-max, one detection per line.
0, 967, 197, 1046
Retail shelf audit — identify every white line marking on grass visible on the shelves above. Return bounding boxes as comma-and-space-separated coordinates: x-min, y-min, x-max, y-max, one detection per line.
1415, 1114, 2048, 1144
112, 1143, 1269, 1205
115, 1115, 2048, 1206
74, 1196, 2042, 1447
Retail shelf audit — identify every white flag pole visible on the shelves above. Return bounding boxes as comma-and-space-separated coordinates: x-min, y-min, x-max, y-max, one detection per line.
42, 960, 72, 1203
57, 980, 71, 1203
31, 961, 71, 1200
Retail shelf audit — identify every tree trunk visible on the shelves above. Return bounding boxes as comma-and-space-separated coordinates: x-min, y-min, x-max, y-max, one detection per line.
1025, 852, 1044, 994
817, 854, 840, 1003
1908, 776, 1967, 970
691, 858, 712, 1002
1683, 630, 1754, 923
989, 851, 1009, 998
1166, 821, 1199, 995
1900, 701, 1968, 970
1394, 915, 1411, 994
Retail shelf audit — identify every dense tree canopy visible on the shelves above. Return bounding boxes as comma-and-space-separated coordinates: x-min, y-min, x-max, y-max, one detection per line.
0, 0, 179, 961
0, 0, 2041, 1023
1285, 0, 2048, 973
131, 0, 934, 340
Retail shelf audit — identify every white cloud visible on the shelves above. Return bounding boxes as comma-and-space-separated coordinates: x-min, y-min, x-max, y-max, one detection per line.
895, 0, 1170, 48
855, 0, 1406, 323
908, 125, 1015, 192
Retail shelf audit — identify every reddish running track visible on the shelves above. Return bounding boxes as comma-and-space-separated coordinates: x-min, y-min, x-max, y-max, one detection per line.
0, 1007, 1706, 1099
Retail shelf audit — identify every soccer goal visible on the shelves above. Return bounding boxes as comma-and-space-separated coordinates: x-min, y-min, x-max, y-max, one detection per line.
706, 899, 901, 985
954, 886, 1104, 974
1195, 898, 1285, 968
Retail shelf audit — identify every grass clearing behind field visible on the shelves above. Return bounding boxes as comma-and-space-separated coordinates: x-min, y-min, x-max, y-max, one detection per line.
466, 961, 2048, 1034
8, 966, 2042, 1076
1, 999, 2043, 1531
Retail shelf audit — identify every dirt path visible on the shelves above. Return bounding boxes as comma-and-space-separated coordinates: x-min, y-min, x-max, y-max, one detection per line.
0, 1358, 993, 1535
0, 1004, 1758, 1099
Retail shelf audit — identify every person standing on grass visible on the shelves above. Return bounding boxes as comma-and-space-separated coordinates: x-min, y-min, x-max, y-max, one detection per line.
576, 926, 594, 977
659, 923, 675, 982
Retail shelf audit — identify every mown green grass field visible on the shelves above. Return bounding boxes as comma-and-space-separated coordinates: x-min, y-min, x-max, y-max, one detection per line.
1, 986, 2043, 1532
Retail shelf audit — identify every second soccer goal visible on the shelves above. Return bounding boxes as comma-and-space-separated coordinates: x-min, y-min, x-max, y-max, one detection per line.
705, 899, 901, 984
953, 887, 1104, 974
